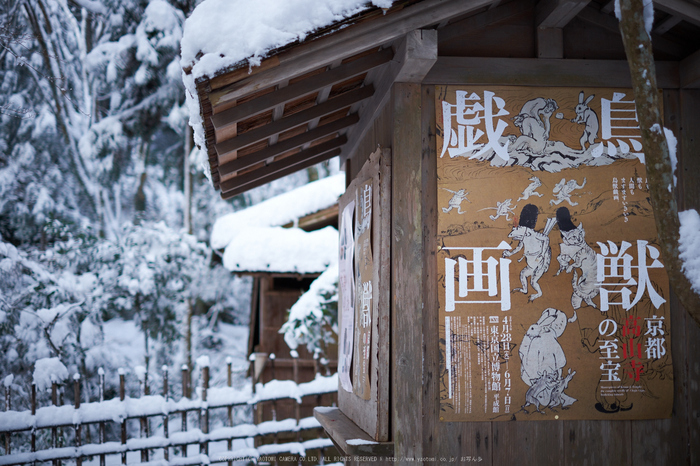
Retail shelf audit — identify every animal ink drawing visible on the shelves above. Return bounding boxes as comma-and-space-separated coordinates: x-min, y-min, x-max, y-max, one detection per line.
518, 176, 544, 201
519, 308, 578, 414
555, 207, 599, 309
442, 188, 471, 214
480, 199, 517, 221
572, 92, 599, 150
502, 204, 556, 302
550, 177, 586, 206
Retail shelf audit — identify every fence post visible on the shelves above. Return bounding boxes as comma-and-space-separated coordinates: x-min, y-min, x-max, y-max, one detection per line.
163, 365, 169, 461
181, 365, 188, 458
119, 369, 126, 465
226, 357, 233, 466
98, 368, 105, 466
4, 376, 11, 455
74, 373, 82, 466
249, 354, 258, 425
52, 382, 58, 466
200, 362, 209, 456
137, 367, 149, 462
31, 383, 36, 456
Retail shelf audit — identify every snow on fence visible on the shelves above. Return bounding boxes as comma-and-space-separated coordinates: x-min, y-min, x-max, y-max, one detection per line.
0, 355, 338, 465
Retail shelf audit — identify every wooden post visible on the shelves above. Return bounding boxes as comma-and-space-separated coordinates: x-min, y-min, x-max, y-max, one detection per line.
226, 357, 233, 466
181, 365, 188, 457
4, 379, 10, 455
291, 350, 301, 443
270, 353, 277, 424
31, 383, 36, 454
200, 363, 209, 455
119, 369, 126, 465
138, 368, 149, 462
52, 382, 58, 466
249, 354, 258, 425
73, 374, 82, 466
163, 365, 169, 461
98, 368, 105, 466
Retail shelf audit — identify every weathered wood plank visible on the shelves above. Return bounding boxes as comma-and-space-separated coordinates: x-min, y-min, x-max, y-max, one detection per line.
536, 0, 591, 28
211, 48, 391, 142
679, 89, 700, 210
654, 0, 700, 27
563, 421, 631, 465
205, 0, 494, 103
537, 27, 564, 58
340, 29, 438, 167
215, 85, 373, 158
654, 14, 683, 35
313, 407, 394, 457
423, 57, 680, 88
220, 148, 341, 200
391, 82, 424, 464
219, 136, 346, 193
219, 114, 357, 175
493, 422, 563, 466
438, 0, 533, 44
680, 48, 700, 89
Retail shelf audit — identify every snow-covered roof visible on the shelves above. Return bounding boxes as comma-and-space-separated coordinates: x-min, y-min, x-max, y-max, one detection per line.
180, 0, 392, 81
222, 226, 338, 274
211, 174, 345, 250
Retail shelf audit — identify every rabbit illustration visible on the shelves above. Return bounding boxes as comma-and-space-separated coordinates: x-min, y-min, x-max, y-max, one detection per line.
571, 91, 599, 150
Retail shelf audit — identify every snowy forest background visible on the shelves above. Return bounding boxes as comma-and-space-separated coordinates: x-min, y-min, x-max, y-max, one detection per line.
0, 0, 335, 411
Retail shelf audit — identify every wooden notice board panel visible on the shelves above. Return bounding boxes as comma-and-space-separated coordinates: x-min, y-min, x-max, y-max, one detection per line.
337, 147, 390, 441
436, 86, 673, 422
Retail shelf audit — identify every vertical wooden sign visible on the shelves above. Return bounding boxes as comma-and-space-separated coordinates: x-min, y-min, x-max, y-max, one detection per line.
353, 179, 373, 400
436, 86, 673, 421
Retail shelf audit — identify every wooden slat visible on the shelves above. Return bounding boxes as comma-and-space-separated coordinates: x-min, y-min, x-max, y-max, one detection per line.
216, 85, 373, 158
654, 14, 683, 34
219, 136, 347, 193
204, 0, 494, 105
391, 82, 424, 460
219, 113, 358, 176
576, 6, 689, 58
536, 0, 591, 28
681, 48, 700, 88
220, 148, 341, 200
654, 0, 700, 27
313, 407, 394, 457
439, 0, 533, 44
340, 29, 438, 166
211, 48, 391, 141
423, 56, 680, 88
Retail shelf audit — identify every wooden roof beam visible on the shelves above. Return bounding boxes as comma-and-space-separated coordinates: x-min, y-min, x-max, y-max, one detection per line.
267, 80, 289, 146
204, 0, 493, 103
681, 48, 700, 88
340, 29, 438, 166
654, 15, 683, 35
577, 6, 688, 58
219, 136, 346, 193
439, 0, 533, 44
536, 0, 591, 29
219, 113, 358, 175
301, 59, 343, 151
216, 85, 374, 159
654, 0, 700, 27
211, 47, 391, 142
221, 146, 343, 199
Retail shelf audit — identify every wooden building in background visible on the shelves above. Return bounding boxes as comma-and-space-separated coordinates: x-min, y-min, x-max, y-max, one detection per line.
187, 1, 700, 464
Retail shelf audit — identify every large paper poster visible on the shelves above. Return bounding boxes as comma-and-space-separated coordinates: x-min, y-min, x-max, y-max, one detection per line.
436, 86, 673, 421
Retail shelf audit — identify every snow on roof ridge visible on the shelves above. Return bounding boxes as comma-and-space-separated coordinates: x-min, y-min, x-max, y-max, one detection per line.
222, 225, 338, 274
211, 174, 345, 250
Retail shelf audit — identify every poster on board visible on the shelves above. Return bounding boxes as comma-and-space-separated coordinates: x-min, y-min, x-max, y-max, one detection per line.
436, 86, 673, 421
353, 179, 373, 400
338, 199, 355, 393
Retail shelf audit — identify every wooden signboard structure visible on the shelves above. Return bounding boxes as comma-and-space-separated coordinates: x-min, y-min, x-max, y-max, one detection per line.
188, 1, 700, 463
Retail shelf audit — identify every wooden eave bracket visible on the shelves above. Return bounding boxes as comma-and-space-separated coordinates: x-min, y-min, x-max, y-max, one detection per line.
536, 0, 591, 28
313, 407, 394, 458
339, 29, 437, 166
654, 0, 700, 28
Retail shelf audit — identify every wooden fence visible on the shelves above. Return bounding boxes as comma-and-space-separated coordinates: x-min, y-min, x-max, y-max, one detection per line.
0, 355, 338, 465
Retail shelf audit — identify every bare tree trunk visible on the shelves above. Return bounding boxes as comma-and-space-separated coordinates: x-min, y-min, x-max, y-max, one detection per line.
617, 0, 700, 325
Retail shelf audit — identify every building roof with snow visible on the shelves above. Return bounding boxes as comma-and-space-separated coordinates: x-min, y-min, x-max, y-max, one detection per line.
212, 174, 344, 274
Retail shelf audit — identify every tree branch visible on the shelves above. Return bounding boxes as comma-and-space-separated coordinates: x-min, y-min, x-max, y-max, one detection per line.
618, 0, 700, 325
